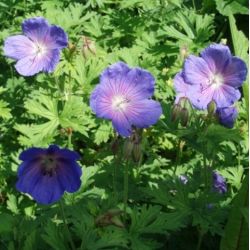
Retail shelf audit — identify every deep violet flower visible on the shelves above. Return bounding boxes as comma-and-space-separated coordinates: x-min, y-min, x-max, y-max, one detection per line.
4, 17, 68, 76
16, 145, 82, 205
216, 106, 238, 129
212, 171, 227, 194
90, 62, 162, 137
174, 44, 247, 109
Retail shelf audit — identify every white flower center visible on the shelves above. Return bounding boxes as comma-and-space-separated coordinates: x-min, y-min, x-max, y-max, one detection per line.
34, 43, 47, 57
209, 73, 224, 89
112, 95, 129, 112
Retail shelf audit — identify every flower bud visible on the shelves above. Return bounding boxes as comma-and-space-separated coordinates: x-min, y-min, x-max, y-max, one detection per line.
220, 38, 227, 45
180, 45, 188, 59
207, 100, 216, 115
123, 139, 134, 160
171, 104, 181, 122
65, 127, 73, 135
82, 36, 96, 58
111, 138, 120, 155
68, 43, 76, 52
180, 107, 189, 126
95, 209, 124, 228
110, 216, 125, 228
133, 143, 142, 162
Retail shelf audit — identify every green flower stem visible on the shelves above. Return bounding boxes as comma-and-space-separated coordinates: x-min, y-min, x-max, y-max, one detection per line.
123, 161, 129, 220
59, 201, 76, 250
192, 0, 196, 11
112, 154, 120, 200
203, 154, 208, 190
68, 132, 73, 150
196, 229, 204, 250
174, 140, 183, 174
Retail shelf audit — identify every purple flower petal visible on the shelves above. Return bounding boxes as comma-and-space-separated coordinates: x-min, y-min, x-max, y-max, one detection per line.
100, 61, 130, 81
174, 72, 189, 93
173, 72, 200, 104
42, 49, 60, 72
3, 35, 35, 60
124, 67, 155, 99
193, 84, 240, 109
100, 62, 155, 99
127, 100, 162, 128
14, 48, 60, 76
57, 149, 81, 161
200, 44, 231, 73
16, 162, 42, 193
48, 25, 68, 49
30, 175, 64, 204
216, 106, 238, 128
112, 112, 132, 137
212, 85, 241, 108
90, 85, 100, 114
213, 171, 227, 194
19, 148, 46, 161
191, 87, 214, 110
57, 160, 82, 192
14, 55, 44, 76
22, 17, 50, 43
183, 55, 211, 85
223, 57, 248, 88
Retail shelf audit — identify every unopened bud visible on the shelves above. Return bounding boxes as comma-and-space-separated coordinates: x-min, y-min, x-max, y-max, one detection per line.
171, 104, 181, 122
82, 36, 96, 58
123, 139, 134, 160
133, 143, 142, 162
111, 139, 120, 155
180, 45, 188, 59
95, 209, 124, 228
220, 38, 227, 45
110, 216, 125, 228
65, 127, 73, 135
68, 43, 76, 56
207, 100, 216, 115
180, 108, 189, 126
60, 128, 66, 135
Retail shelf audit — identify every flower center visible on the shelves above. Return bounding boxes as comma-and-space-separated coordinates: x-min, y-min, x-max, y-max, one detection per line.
35, 43, 47, 57
209, 73, 224, 89
112, 95, 130, 112
41, 156, 57, 177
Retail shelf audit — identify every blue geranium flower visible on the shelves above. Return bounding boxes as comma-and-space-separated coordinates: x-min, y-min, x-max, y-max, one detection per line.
174, 44, 247, 109
3, 17, 68, 76
90, 62, 162, 137
16, 145, 82, 205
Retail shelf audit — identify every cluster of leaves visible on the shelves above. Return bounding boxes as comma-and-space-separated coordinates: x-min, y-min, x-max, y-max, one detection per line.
0, 0, 248, 249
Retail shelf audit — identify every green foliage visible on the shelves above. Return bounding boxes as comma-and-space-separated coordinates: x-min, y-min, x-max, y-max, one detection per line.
215, 0, 248, 16
0, 87, 11, 120
228, 14, 249, 121
0, 0, 248, 249
220, 176, 248, 250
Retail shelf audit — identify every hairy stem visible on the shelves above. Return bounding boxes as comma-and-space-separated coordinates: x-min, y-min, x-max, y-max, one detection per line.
59, 201, 76, 250
123, 161, 129, 220
203, 154, 208, 190
196, 229, 204, 250
192, 0, 196, 11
